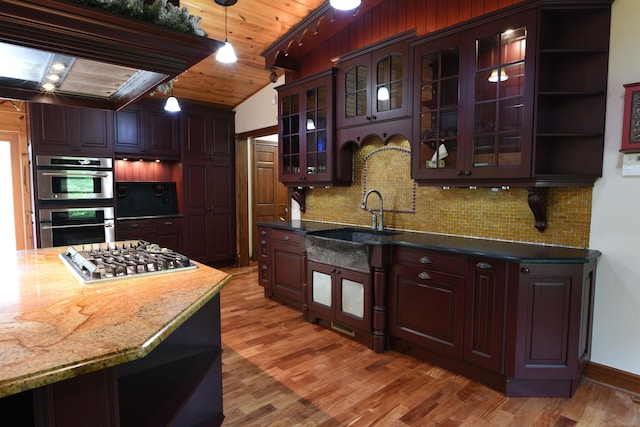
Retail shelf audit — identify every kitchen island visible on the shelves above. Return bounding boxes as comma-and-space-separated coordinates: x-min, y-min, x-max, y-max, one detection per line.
0, 246, 230, 426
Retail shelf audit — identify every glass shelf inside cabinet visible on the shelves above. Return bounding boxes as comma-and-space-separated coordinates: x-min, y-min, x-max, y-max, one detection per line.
418, 46, 460, 172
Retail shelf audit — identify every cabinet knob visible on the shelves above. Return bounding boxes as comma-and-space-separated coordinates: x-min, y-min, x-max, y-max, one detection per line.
476, 262, 492, 269
260, 240, 266, 245
261, 264, 268, 270
164, 221, 173, 226
419, 256, 432, 264
418, 272, 432, 280
372, 115, 377, 120
521, 267, 530, 274
464, 170, 472, 176
131, 223, 140, 228
457, 170, 463, 176
261, 230, 267, 236
283, 235, 290, 241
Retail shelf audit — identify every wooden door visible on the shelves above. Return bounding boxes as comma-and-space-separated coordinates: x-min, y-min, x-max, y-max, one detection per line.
252, 141, 288, 259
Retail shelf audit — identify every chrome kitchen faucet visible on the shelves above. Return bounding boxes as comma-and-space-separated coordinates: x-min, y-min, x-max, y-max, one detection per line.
361, 189, 384, 231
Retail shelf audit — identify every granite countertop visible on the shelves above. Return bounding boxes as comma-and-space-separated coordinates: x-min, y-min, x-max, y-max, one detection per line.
258, 220, 601, 263
0, 246, 231, 398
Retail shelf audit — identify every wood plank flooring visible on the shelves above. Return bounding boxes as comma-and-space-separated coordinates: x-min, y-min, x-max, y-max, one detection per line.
219, 265, 640, 426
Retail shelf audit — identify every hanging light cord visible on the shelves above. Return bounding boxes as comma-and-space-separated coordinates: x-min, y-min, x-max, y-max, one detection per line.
224, 6, 229, 42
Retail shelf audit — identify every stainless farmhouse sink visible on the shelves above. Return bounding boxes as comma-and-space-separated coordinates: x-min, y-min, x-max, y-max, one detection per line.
305, 227, 400, 273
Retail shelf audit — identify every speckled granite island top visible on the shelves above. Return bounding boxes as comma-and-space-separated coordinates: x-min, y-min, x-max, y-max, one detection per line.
0, 246, 231, 398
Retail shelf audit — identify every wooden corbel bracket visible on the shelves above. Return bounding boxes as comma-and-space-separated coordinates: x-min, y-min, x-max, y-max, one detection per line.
527, 187, 549, 232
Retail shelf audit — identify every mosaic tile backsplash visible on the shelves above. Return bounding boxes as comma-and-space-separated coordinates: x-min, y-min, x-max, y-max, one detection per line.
301, 138, 592, 248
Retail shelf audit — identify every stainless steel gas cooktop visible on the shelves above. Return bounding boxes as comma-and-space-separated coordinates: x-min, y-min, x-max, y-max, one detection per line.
60, 240, 197, 283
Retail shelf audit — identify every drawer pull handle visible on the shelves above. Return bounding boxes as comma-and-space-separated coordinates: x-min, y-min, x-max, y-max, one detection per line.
164, 221, 173, 226
283, 235, 290, 241
261, 240, 267, 245
418, 272, 431, 280
476, 262, 492, 270
261, 230, 267, 236
131, 223, 139, 228
419, 256, 432, 264
261, 264, 268, 270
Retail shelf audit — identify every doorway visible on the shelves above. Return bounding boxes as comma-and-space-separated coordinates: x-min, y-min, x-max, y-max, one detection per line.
235, 126, 289, 266
0, 131, 32, 252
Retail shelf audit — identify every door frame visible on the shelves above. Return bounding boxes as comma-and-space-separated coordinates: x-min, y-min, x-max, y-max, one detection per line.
236, 125, 283, 266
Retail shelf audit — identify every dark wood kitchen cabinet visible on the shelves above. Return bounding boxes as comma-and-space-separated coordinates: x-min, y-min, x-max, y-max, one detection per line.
181, 105, 236, 266
411, 1, 612, 188
505, 260, 597, 397
412, 11, 535, 184
29, 103, 114, 156
257, 226, 271, 289
463, 257, 507, 374
336, 33, 413, 144
116, 217, 183, 253
257, 226, 306, 309
114, 100, 180, 159
388, 247, 466, 359
306, 260, 372, 348
277, 68, 351, 187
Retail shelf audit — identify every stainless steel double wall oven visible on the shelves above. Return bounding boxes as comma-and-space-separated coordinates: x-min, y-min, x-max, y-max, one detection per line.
35, 155, 115, 248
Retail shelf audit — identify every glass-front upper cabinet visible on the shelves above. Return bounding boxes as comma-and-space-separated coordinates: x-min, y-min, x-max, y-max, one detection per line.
470, 23, 532, 180
412, 34, 462, 180
412, 12, 535, 183
337, 39, 410, 129
277, 68, 337, 186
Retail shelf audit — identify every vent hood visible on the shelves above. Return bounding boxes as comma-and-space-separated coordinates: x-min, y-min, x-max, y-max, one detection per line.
0, 0, 223, 111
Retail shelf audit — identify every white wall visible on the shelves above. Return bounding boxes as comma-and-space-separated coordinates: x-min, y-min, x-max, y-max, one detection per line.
235, 1, 640, 377
233, 75, 282, 134
589, 0, 640, 376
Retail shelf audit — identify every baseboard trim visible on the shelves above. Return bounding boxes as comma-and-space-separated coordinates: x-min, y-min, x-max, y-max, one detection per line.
585, 362, 640, 396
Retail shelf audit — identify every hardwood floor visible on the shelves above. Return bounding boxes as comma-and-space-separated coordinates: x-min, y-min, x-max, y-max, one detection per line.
219, 265, 640, 426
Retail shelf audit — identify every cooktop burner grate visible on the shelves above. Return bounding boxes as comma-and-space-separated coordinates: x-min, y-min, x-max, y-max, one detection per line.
60, 240, 197, 283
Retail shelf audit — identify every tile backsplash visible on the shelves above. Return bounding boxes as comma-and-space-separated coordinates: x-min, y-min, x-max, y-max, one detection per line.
301, 138, 592, 248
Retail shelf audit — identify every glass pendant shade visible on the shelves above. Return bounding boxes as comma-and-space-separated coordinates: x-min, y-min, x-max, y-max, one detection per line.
488, 68, 509, 83
330, 0, 361, 10
377, 86, 390, 101
164, 95, 181, 112
216, 42, 237, 64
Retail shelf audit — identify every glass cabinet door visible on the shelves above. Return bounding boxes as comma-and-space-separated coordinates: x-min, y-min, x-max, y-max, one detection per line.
344, 64, 368, 121
376, 53, 404, 116
279, 92, 300, 179
413, 37, 461, 179
277, 68, 335, 185
306, 85, 328, 175
472, 25, 528, 176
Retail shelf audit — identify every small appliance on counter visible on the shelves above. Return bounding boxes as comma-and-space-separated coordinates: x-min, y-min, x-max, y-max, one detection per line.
116, 181, 179, 218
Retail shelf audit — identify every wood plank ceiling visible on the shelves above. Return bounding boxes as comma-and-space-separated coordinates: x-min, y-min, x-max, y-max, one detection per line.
163, 0, 329, 109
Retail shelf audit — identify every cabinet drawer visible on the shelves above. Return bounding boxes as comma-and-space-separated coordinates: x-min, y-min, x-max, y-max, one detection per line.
393, 247, 466, 274
270, 229, 302, 245
153, 217, 183, 233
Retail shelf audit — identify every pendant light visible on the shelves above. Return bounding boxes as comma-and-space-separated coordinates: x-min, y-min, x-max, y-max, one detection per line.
330, 0, 361, 11
164, 90, 181, 112
215, 0, 237, 64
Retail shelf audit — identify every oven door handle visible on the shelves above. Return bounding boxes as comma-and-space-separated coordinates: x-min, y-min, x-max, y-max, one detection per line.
39, 171, 111, 178
40, 223, 111, 230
